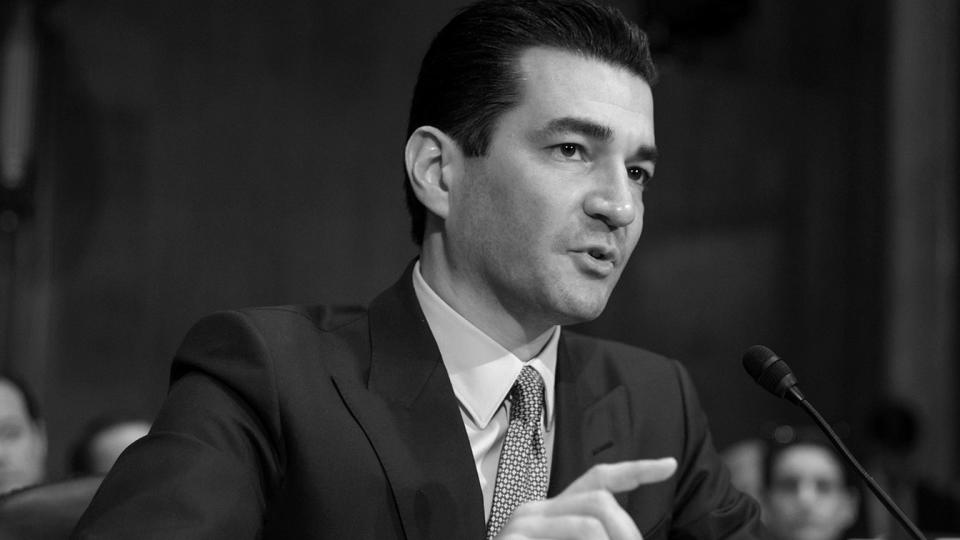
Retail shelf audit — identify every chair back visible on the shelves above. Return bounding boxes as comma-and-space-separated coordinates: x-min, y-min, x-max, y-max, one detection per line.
0, 476, 103, 540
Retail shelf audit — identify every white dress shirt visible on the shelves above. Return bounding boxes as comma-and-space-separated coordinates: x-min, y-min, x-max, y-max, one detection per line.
412, 262, 559, 521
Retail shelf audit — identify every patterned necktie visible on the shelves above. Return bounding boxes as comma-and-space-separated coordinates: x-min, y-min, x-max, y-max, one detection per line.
485, 365, 549, 539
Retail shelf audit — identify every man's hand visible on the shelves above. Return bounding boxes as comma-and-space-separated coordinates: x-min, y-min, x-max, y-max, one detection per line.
494, 457, 677, 540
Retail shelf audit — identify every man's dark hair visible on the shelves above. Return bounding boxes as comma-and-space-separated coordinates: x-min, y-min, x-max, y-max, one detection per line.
404, 0, 657, 245
0, 372, 41, 423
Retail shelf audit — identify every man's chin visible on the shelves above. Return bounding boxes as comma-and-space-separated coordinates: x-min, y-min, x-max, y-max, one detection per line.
551, 293, 611, 325
786, 523, 828, 540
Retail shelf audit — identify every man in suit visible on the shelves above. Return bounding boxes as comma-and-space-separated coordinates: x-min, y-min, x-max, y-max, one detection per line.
74, 0, 764, 538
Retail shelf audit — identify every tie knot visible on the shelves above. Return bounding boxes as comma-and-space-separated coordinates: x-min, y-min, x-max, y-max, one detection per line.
510, 366, 544, 420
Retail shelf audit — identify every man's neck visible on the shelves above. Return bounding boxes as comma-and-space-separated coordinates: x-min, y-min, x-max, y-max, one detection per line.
417, 252, 554, 360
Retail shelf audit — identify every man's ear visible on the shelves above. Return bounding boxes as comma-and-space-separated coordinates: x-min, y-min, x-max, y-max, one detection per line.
404, 126, 462, 220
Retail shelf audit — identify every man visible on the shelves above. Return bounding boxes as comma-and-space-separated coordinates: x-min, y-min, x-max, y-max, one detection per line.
0, 373, 46, 495
762, 430, 859, 540
74, 0, 763, 538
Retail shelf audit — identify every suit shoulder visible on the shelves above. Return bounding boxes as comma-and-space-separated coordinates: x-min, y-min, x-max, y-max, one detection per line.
179, 304, 370, 369
559, 330, 695, 395
176, 304, 373, 386
219, 304, 368, 334
562, 330, 681, 373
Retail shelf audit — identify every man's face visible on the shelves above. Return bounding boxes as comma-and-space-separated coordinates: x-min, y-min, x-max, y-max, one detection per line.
765, 445, 857, 540
0, 379, 45, 494
445, 47, 656, 330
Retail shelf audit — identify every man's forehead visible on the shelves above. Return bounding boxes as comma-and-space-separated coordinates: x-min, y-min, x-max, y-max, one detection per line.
506, 47, 655, 151
0, 380, 29, 417
777, 445, 844, 474
511, 47, 653, 113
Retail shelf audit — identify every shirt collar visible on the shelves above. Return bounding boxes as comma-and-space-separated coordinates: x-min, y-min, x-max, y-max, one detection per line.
412, 261, 558, 431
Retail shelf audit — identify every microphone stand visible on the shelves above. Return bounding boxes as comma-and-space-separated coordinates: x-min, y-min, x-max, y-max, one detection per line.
793, 390, 927, 540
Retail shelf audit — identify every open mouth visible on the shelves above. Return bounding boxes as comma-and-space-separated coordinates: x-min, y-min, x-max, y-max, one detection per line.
587, 247, 613, 262
575, 248, 617, 277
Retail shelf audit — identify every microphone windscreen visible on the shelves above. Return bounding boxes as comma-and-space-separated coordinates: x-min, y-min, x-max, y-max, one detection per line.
741, 344, 801, 402
742, 344, 778, 381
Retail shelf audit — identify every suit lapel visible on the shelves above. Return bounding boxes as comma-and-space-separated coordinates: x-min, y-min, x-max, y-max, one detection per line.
331, 266, 658, 538
548, 335, 632, 499
334, 264, 485, 540
547, 335, 668, 535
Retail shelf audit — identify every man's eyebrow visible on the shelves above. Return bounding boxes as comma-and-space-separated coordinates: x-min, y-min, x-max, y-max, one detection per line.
632, 145, 658, 164
536, 117, 658, 163
536, 117, 613, 142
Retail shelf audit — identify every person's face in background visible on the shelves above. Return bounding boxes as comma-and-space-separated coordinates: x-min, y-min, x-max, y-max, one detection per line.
0, 379, 46, 494
765, 444, 858, 540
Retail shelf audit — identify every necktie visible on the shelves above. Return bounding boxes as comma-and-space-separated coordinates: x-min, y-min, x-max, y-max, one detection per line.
485, 366, 549, 539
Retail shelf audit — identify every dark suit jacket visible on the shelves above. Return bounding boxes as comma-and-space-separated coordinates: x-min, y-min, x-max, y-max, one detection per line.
73, 265, 763, 539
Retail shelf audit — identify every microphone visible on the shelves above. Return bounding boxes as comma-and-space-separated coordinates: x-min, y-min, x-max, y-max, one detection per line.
742, 345, 805, 405
741, 345, 927, 540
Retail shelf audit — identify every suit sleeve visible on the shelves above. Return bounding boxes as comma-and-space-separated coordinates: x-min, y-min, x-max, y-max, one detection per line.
668, 360, 767, 539
72, 311, 284, 539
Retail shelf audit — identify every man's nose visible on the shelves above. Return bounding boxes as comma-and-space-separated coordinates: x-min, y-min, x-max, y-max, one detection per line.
582, 168, 638, 229
795, 482, 819, 505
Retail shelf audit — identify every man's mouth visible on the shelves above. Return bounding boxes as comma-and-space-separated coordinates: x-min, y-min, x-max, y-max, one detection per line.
587, 247, 612, 262
584, 244, 619, 264
573, 246, 618, 277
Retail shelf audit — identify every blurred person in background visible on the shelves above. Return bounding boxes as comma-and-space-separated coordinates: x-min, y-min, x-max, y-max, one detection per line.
762, 427, 858, 540
69, 416, 151, 476
0, 372, 46, 495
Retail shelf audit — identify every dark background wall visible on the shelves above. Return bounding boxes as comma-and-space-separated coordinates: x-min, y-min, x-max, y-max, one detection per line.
0, 0, 955, 484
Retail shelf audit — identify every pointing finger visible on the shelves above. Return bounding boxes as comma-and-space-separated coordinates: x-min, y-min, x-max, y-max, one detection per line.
562, 458, 677, 495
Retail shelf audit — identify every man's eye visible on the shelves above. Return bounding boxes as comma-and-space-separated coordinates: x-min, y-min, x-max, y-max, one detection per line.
627, 166, 652, 185
772, 477, 801, 494
553, 143, 582, 160
815, 479, 841, 495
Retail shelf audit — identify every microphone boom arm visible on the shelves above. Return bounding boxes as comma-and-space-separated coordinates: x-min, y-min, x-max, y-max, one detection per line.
742, 345, 927, 540
795, 395, 926, 540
